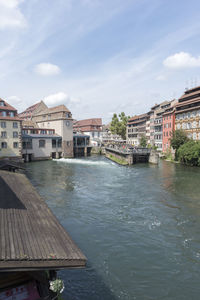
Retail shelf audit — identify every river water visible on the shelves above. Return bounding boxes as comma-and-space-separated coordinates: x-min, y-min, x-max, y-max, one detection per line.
25, 156, 200, 300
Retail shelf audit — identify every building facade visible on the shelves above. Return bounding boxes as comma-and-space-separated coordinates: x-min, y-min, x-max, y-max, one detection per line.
0, 99, 22, 160
21, 104, 74, 158
73, 118, 102, 146
162, 100, 177, 152
126, 114, 148, 146
175, 86, 200, 140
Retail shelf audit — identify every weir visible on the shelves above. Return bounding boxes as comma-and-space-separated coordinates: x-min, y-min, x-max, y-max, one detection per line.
105, 146, 158, 165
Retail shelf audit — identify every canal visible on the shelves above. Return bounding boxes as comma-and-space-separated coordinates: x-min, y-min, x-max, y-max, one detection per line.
25, 156, 200, 300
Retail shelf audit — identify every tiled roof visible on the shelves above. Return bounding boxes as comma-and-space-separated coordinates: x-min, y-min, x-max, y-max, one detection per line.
22, 120, 38, 128
74, 126, 102, 132
0, 116, 21, 121
74, 118, 102, 127
0, 99, 17, 112
36, 105, 71, 116
128, 113, 148, 122
19, 101, 42, 115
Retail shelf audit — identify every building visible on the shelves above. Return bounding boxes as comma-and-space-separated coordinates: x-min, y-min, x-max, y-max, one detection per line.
20, 103, 74, 158
18, 100, 47, 120
22, 125, 62, 161
0, 98, 22, 160
162, 99, 177, 152
175, 86, 200, 140
149, 101, 171, 151
73, 133, 91, 157
101, 124, 123, 144
73, 118, 102, 146
126, 113, 148, 146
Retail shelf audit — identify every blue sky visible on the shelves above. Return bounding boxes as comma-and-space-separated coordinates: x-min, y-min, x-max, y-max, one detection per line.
1, 0, 200, 122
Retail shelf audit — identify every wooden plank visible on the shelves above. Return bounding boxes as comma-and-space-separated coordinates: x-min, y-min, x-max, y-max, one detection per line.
0, 170, 86, 271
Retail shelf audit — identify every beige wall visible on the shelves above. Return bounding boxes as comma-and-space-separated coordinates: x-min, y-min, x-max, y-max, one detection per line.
22, 138, 62, 159
0, 120, 21, 158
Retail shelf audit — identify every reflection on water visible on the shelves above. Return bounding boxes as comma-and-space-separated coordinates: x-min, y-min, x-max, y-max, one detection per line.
25, 157, 200, 300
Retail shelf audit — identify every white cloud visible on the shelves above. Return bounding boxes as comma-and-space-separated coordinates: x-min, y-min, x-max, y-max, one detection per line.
43, 92, 69, 106
34, 63, 61, 76
163, 52, 200, 69
0, 0, 26, 29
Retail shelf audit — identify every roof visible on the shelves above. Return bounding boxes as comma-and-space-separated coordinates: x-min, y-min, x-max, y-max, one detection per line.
128, 113, 147, 122
22, 120, 38, 128
35, 105, 71, 116
73, 133, 90, 138
0, 116, 21, 121
0, 99, 17, 112
74, 118, 102, 127
22, 134, 61, 139
0, 171, 86, 271
19, 101, 45, 115
176, 97, 200, 108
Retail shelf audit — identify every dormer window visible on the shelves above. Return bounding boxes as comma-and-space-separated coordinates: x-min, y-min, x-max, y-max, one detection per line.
2, 111, 6, 117
10, 112, 14, 117
0, 101, 4, 106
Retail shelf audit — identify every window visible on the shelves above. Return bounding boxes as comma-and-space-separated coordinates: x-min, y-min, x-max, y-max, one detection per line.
193, 132, 197, 140
66, 121, 70, 126
52, 139, 57, 148
1, 122, 6, 128
193, 121, 196, 128
13, 131, 18, 138
1, 142, 7, 148
1, 131, 7, 138
0, 101, 4, 106
22, 129, 28, 134
10, 112, 14, 117
2, 111, 6, 117
13, 122, 18, 128
48, 114, 51, 120
23, 140, 32, 149
39, 140, 45, 147
58, 139, 62, 147
177, 123, 181, 129
43, 115, 46, 119
13, 142, 18, 148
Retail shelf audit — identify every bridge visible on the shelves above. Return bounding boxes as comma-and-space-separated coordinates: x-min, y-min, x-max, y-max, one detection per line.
105, 145, 158, 165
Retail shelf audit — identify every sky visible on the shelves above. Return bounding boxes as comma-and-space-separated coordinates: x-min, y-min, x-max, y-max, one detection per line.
1, 0, 200, 123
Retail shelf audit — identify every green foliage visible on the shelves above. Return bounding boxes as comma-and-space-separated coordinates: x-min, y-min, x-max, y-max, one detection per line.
108, 154, 128, 165
177, 140, 200, 166
110, 112, 130, 140
170, 129, 189, 160
170, 130, 189, 151
140, 135, 147, 147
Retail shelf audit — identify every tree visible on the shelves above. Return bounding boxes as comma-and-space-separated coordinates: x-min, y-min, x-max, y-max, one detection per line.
140, 135, 147, 147
110, 112, 130, 140
170, 129, 189, 159
177, 140, 200, 166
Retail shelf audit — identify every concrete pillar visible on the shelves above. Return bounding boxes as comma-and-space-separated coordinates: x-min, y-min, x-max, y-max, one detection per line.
84, 147, 87, 157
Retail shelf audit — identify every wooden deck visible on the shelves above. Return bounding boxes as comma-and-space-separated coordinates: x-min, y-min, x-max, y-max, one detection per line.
0, 170, 86, 271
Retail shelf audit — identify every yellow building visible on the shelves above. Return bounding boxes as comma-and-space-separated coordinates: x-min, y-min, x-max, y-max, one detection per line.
0, 99, 22, 159
175, 86, 200, 140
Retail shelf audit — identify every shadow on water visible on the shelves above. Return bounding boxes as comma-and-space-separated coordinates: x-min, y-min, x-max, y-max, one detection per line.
59, 262, 117, 300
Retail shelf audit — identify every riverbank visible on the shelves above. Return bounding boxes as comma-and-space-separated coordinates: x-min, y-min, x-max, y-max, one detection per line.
106, 153, 128, 165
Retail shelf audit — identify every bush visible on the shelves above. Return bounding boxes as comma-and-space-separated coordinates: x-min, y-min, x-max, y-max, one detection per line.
177, 140, 200, 166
